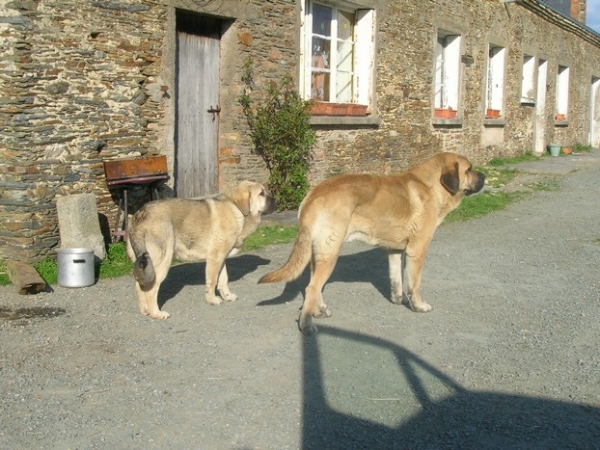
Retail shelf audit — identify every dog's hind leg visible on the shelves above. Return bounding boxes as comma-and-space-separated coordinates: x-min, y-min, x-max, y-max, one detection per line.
388, 250, 409, 306
135, 281, 170, 319
299, 256, 336, 335
141, 283, 171, 319
140, 243, 173, 319
135, 281, 150, 316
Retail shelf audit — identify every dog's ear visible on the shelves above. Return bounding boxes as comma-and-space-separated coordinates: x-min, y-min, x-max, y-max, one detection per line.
440, 161, 460, 195
232, 184, 252, 216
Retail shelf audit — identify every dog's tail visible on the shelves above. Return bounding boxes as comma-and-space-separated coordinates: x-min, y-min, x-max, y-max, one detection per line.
128, 229, 156, 289
258, 227, 312, 284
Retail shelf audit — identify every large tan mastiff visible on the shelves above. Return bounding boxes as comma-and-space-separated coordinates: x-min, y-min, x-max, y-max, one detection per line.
128, 181, 277, 319
259, 152, 485, 334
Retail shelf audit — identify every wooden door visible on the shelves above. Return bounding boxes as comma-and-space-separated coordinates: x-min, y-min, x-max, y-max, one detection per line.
176, 14, 220, 198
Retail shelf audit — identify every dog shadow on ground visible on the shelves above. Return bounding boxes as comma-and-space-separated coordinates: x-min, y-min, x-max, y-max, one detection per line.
157, 254, 271, 308
256, 247, 394, 307
303, 325, 600, 449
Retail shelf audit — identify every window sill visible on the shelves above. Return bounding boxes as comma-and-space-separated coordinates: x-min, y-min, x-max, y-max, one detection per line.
554, 119, 569, 127
483, 118, 506, 127
432, 117, 463, 127
310, 115, 381, 127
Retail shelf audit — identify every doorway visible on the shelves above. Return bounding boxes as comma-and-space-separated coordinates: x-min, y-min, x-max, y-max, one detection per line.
533, 58, 548, 155
590, 77, 600, 148
176, 11, 221, 198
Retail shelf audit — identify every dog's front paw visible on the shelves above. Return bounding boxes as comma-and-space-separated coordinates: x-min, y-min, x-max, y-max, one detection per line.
218, 290, 238, 302
150, 310, 171, 319
299, 321, 318, 335
206, 295, 222, 305
391, 292, 408, 305
409, 301, 433, 313
312, 305, 331, 319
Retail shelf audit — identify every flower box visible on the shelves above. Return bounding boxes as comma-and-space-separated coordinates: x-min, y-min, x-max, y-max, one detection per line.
485, 108, 501, 119
346, 104, 368, 116
555, 113, 566, 121
434, 108, 457, 119
311, 101, 329, 115
311, 102, 368, 116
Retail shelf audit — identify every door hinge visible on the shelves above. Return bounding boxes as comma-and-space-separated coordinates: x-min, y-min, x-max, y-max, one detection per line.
207, 105, 221, 121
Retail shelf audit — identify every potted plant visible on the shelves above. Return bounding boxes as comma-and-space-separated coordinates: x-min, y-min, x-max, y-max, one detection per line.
547, 143, 561, 157
434, 108, 457, 119
485, 108, 501, 118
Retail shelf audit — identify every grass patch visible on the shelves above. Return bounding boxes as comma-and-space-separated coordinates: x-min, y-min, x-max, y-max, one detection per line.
444, 191, 527, 224
529, 176, 560, 192
487, 152, 541, 167
575, 143, 593, 153
35, 257, 59, 285
0, 262, 9, 286
242, 224, 298, 252
477, 165, 518, 189
99, 242, 134, 279
475, 152, 542, 190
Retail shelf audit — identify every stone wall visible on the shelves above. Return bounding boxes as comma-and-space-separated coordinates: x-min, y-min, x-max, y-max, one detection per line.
308, 0, 600, 183
0, 0, 168, 261
1, 0, 600, 262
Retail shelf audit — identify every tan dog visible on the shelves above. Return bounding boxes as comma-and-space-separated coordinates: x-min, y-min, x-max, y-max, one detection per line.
259, 152, 485, 334
128, 181, 276, 319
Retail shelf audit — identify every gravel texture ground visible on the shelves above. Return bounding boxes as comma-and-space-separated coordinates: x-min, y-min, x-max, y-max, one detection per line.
2, 151, 600, 450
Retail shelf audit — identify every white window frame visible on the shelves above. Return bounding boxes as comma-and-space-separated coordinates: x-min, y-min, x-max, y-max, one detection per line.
556, 65, 569, 119
521, 54, 535, 104
300, 0, 375, 107
434, 30, 461, 113
486, 44, 505, 116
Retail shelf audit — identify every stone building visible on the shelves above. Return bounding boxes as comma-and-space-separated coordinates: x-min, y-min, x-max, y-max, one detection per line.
1, 0, 600, 262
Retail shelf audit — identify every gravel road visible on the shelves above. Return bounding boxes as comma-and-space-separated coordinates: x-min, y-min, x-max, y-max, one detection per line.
2, 151, 600, 449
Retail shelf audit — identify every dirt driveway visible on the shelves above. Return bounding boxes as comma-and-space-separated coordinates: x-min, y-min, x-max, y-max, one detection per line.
2, 151, 600, 449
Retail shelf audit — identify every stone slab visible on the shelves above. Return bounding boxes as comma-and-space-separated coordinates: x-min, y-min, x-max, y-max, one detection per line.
56, 193, 106, 259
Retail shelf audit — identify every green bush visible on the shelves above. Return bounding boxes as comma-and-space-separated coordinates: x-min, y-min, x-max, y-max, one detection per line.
239, 58, 316, 210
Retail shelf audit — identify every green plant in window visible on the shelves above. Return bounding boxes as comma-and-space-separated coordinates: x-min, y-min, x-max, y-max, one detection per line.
239, 58, 316, 210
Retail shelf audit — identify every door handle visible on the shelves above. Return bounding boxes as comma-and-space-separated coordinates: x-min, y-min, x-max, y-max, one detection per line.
207, 105, 221, 121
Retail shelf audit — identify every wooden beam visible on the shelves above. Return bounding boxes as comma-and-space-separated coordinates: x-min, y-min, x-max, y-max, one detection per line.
7, 261, 49, 295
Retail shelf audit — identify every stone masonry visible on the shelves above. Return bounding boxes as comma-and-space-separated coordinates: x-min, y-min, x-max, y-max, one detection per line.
1, 0, 600, 262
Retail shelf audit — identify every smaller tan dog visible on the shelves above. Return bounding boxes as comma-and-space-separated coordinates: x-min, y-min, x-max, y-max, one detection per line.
127, 181, 276, 319
259, 152, 485, 334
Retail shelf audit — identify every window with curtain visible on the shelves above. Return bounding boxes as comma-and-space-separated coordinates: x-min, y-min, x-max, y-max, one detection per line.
301, 0, 375, 114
